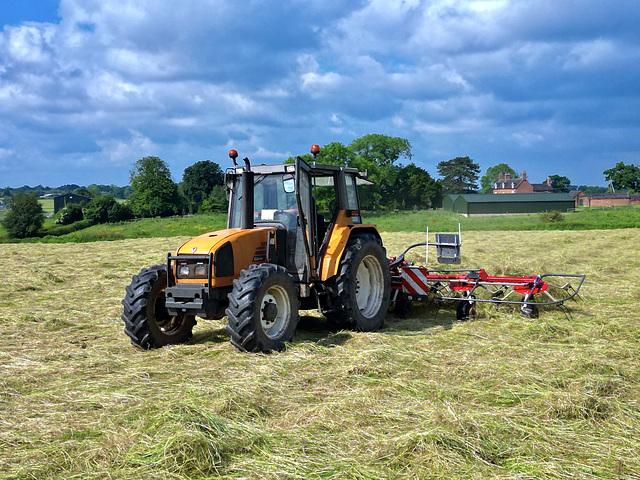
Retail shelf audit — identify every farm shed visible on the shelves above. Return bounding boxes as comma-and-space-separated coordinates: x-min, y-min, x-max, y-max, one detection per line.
441, 194, 459, 212
451, 193, 575, 216
581, 192, 640, 207
53, 194, 90, 213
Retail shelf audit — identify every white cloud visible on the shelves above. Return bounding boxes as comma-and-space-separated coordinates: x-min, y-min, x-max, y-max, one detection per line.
96, 130, 156, 165
3, 24, 55, 63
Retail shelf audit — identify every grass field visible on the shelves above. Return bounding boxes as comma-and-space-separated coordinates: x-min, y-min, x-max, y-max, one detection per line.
2, 207, 640, 243
1, 229, 638, 479
39, 198, 55, 215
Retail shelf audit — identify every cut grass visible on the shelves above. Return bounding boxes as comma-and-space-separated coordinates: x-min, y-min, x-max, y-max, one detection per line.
0, 229, 639, 478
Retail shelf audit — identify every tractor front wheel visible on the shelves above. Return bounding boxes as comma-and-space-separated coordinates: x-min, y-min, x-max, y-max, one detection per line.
121, 265, 195, 349
325, 234, 390, 332
225, 264, 299, 352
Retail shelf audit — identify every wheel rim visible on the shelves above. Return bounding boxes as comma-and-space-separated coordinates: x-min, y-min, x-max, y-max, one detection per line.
260, 285, 291, 339
153, 293, 186, 336
355, 254, 384, 318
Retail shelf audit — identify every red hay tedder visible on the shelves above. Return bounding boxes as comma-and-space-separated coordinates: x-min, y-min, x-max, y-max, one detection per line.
389, 227, 586, 320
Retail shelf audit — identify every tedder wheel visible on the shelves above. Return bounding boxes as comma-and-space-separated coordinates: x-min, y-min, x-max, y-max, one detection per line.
520, 299, 540, 318
393, 297, 412, 318
325, 234, 391, 332
456, 299, 477, 321
122, 265, 195, 349
225, 264, 299, 352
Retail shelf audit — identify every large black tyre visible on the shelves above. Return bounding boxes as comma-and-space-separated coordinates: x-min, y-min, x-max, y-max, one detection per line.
325, 234, 391, 332
225, 264, 299, 352
121, 265, 195, 349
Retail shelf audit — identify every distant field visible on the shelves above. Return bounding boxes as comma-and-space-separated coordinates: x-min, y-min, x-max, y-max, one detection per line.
0, 229, 638, 478
368, 206, 640, 232
39, 198, 55, 214
1, 207, 640, 243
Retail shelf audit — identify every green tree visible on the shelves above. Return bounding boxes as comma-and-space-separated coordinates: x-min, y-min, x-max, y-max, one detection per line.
393, 164, 442, 209
56, 203, 84, 225
480, 163, 519, 194
129, 156, 182, 217
87, 184, 102, 198
73, 187, 92, 198
200, 185, 229, 213
603, 162, 640, 193
83, 195, 133, 224
548, 174, 571, 193
285, 135, 412, 210
349, 134, 412, 210
437, 156, 481, 194
180, 160, 224, 213
1, 192, 44, 238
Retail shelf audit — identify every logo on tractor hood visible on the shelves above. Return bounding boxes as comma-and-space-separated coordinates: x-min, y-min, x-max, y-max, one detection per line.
191, 246, 197, 253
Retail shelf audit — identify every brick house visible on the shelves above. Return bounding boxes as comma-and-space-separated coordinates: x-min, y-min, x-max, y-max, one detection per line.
493, 172, 533, 193
493, 172, 554, 194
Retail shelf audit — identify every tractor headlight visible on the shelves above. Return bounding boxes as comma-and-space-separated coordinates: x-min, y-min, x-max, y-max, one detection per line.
194, 264, 207, 278
179, 265, 190, 277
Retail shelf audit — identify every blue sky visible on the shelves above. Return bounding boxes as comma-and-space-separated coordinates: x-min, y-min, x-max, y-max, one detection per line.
1, 0, 639, 188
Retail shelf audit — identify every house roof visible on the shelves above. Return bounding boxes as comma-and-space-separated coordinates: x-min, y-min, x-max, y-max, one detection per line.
455, 193, 574, 204
494, 179, 525, 189
568, 190, 582, 198
531, 183, 554, 192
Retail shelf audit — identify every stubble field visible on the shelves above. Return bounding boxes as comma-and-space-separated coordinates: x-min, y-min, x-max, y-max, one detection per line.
0, 229, 639, 479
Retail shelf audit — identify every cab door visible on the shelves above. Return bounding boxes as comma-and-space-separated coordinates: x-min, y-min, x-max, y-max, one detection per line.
294, 156, 316, 281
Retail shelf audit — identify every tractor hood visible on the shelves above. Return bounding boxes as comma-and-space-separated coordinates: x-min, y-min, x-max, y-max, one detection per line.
176, 228, 246, 256
174, 227, 274, 286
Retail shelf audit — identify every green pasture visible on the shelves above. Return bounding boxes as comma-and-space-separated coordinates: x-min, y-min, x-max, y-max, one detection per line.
1, 206, 640, 243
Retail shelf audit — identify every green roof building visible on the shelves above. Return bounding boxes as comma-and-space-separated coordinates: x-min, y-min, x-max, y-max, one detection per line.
441, 194, 459, 212
448, 193, 575, 216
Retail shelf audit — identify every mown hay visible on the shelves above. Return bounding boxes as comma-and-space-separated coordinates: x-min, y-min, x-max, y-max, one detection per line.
0, 230, 639, 479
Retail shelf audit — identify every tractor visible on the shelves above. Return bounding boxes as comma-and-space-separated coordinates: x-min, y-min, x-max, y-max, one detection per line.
121, 145, 391, 352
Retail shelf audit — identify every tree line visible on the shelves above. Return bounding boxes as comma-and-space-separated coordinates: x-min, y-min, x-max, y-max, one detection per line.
2, 133, 638, 238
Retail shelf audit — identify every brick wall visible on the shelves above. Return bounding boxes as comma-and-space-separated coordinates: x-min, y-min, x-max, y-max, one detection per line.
589, 197, 631, 207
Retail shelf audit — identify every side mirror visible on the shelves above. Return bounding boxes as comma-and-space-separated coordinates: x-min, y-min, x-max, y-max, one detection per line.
283, 177, 295, 194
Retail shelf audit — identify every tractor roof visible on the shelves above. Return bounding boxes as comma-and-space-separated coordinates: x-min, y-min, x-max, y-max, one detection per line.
226, 162, 374, 185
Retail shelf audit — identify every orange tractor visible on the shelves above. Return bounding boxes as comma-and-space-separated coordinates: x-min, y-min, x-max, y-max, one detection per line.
121, 146, 391, 352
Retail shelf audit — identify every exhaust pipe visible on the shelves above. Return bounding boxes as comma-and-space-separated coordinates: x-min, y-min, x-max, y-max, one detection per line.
229, 150, 254, 230
241, 156, 254, 230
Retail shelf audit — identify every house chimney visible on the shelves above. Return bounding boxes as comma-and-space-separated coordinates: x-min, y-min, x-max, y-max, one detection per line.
546, 176, 551, 186
505, 172, 511, 180
498, 172, 503, 180
522, 171, 527, 181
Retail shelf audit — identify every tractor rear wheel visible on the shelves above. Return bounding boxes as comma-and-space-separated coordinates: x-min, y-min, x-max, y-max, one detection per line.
225, 264, 299, 352
121, 265, 195, 349
325, 234, 390, 332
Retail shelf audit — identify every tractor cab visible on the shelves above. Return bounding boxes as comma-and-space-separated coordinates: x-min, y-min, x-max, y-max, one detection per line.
224, 151, 375, 285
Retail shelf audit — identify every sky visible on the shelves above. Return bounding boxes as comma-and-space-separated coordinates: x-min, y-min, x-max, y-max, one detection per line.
1, 0, 639, 189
